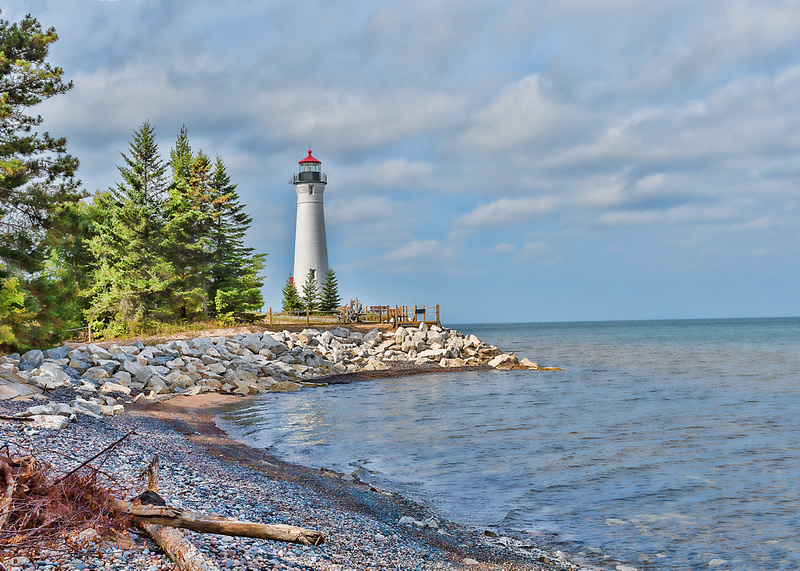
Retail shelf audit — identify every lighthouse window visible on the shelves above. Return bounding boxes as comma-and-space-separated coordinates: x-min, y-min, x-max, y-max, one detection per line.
308, 185, 314, 195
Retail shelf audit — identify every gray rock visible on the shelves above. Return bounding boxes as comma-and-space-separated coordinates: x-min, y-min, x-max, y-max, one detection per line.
21, 349, 44, 366
17, 359, 37, 371
43, 345, 70, 360
70, 398, 103, 418
87, 343, 112, 360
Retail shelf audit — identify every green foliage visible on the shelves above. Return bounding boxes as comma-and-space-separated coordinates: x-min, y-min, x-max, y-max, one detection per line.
282, 275, 302, 312
0, 12, 87, 351
319, 268, 341, 312
0, 12, 84, 272
84, 121, 173, 332
216, 312, 236, 327
0, 267, 29, 346
300, 269, 319, 312
205, 155, 265, 317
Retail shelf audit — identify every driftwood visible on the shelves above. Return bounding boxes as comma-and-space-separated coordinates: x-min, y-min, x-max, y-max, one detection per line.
138, 454, 221, 571
111, 499, 325, 546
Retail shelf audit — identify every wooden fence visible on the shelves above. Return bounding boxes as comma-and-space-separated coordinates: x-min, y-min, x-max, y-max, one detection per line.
267, 304, 440, 328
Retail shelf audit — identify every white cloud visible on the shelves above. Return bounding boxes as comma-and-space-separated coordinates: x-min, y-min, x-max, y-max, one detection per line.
456, 196, 558, 230
462, 74, 573, 152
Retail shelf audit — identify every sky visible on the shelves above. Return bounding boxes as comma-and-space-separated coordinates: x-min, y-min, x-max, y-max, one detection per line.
5, 0, 800, 323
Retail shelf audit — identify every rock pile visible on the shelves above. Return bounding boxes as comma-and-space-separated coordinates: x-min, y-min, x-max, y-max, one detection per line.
1, 324, 548, 428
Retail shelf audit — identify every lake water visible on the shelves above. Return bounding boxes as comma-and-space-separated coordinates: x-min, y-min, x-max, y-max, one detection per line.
216, 318, 800, 570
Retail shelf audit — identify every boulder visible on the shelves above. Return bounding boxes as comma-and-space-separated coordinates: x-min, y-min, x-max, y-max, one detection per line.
87, 343, 112, 360
43, 345, 71, 360
70, 398, 103, 418
0, 372, 41, 400
82, 366, 111, 381
361, 359, 390, 371
487, 353, 519, 370
20, 349, 44, 367
30, 415, 70, 430
99, 381, 132, 396
33, 362, 72, 389
519, 358, 539, 369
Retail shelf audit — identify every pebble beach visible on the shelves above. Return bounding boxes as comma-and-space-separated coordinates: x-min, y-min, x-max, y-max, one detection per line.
0, 325, 580, 571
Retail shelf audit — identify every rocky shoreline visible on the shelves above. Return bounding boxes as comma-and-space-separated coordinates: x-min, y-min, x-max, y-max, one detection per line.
0, 325, 580, 571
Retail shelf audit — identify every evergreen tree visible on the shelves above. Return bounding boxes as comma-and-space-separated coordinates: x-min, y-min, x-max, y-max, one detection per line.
0, 12, 83, 271
0, 12, 87, 349
206, 155, 264, 317
319, 269, 341, 312
164, 129, 215, 320
0, 265, 30, 347
300, 269, 319, 312
85, 121, 172, 333
282, 275, 302, 312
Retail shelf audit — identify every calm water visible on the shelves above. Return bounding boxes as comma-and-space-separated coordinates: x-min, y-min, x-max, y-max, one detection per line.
216, 318, 800, 570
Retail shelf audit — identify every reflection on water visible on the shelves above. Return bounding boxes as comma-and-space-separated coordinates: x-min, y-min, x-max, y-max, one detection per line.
217, 318, 800, 570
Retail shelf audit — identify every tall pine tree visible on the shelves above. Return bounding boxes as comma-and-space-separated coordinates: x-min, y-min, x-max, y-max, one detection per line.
164, 127, 216, 320
85, 121, 172, 333
207, 156, 265, 318
0, 12, 86, 350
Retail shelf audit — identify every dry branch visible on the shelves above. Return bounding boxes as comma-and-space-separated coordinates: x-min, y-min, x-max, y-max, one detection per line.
0, 460, 15, 529
111, 500, 325, 546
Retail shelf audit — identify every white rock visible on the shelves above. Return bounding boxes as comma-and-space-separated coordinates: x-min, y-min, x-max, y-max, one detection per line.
30, 414, 69, 430
463, 559, 479, 566
87, 343, 112, 360
32, 363, 71, 389
100, 381, 132, 395
487, 353, 519, 370
398, 516, 415, 525
70, 398, 103, 418
82, 366, 111, 381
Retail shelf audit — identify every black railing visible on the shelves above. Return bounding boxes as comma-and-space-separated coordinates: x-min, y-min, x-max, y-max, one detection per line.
290, 172, 327, 184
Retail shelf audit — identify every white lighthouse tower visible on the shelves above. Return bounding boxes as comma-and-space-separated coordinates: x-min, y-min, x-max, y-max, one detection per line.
291, 149, 329, 290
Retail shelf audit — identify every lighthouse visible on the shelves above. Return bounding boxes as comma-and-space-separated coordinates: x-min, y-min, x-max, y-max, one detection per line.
291, 149, 329, 290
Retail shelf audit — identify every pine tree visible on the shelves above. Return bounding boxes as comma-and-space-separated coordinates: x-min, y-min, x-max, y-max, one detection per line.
0, 12, 86, 349
206, 156, 265, 318
300, 269, 319, 312
164, 129, 215, 320
0, 12, 83, 271
85, 121, 173, 333
319, 269, 341, 312
282, 275, 302, 312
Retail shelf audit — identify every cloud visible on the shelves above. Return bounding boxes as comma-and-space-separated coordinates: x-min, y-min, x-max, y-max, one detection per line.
456, 196, 558, 230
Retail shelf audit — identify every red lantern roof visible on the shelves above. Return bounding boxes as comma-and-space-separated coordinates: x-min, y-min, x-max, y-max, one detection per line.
298, 149, 320, 164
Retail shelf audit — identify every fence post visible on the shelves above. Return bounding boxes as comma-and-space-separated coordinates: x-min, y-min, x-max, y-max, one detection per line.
423, 305, 426, 323
306, 306, 310, 327
269, 307, 273, 327
436, 304, 440, 327
88, 322, 92, 343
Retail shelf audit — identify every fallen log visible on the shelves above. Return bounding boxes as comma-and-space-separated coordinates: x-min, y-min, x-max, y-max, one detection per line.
138, 454, 221, 571
110, 499, 325, 546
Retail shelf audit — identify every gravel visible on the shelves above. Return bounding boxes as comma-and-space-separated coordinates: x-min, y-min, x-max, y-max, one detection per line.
0, 387, 586, 571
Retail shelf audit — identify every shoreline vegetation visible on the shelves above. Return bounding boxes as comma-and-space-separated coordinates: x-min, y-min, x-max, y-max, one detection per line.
0, 324, 583, 571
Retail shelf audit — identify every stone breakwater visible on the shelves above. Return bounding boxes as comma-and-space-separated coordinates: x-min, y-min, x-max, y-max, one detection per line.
0, 324, 547, 427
